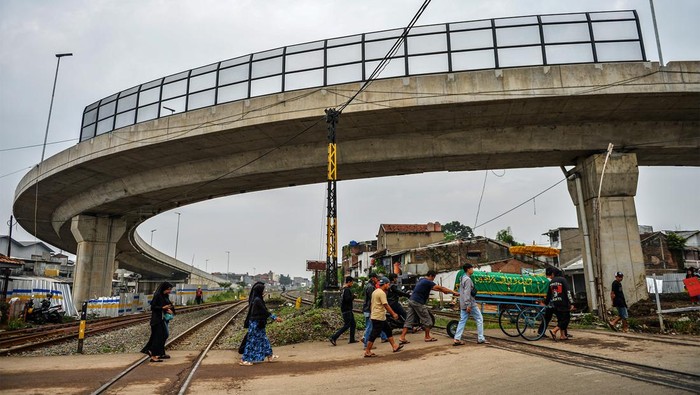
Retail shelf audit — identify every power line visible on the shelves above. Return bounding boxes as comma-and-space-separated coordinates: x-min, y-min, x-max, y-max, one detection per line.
337, 0, 432, 113
0, 137, 78, 153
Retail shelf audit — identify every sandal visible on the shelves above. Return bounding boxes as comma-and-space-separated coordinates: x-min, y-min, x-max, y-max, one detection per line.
363, 353, 377, 358
453, 340, 466, 346
398, 339, 410, 344
267, 355, 279, 362
239, 361, 253, 366
393, 344, 404, 352
424, 338, 438, 342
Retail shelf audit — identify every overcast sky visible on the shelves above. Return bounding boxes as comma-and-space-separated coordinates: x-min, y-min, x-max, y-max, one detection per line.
1, 0, 698, 279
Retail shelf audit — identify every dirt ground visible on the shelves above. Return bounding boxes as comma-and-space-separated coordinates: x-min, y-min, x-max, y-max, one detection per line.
1, 328, 698, 394
625, 294, 700, 334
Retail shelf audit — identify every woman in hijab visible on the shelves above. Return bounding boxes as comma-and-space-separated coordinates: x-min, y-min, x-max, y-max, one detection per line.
141, 281, 174, 362
240, 282, 282, 366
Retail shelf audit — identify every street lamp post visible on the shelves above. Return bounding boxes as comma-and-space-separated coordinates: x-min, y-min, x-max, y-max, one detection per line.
174, 212, 181, 262
34, 53, 73, 240
205, 259, 209, 272
41, 53, 73, 163
150, 228, 157, 244
226, 251, 230, 281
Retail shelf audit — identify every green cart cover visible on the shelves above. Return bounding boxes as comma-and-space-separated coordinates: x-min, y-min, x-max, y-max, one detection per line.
471, 271, 549, 297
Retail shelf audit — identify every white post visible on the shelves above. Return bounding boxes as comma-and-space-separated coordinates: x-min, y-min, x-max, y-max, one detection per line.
652, 273, 665, 332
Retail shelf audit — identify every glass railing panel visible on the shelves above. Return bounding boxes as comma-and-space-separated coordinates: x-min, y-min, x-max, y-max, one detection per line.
285, 50, 324, 72
407, 34, 447, 55
545, 44, 594, 64
450, 29, 493, 51
285, 69, 324, 91
327, 63, 363, 85
497, 46, 543, 67
189, 71, 217, 93
451, 49, 496, 71
409, 53, 449, 75
188, 89, 216, 110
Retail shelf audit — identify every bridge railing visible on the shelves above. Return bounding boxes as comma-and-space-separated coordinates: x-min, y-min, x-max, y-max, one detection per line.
80, 10, 646, 141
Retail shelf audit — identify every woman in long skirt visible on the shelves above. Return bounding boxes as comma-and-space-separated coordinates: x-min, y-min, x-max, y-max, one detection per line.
240, 282, 282, 366
141, 281, 174, 362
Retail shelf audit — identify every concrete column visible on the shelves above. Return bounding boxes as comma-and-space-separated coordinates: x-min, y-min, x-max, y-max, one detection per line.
70, 215, 126, 309
567, 152, 647, 313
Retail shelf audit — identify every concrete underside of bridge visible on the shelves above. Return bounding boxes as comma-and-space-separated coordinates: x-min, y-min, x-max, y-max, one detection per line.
13, 61, 700, 307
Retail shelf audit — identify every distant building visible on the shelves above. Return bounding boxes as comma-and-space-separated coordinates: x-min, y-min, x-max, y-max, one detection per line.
376, 222, 444, 253
341, 240, 377, 278
640, 229, 700, 271
542, 227, 582, 267
0, 235, 74, 278
379, 237, 514, 276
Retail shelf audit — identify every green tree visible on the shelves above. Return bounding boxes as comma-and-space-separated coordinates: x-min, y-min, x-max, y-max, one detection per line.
443, 221, 474, 239
496, 228, 524, 246
217, 281, 232, 289
279, 274, 292, 285
666, 232, 687, 267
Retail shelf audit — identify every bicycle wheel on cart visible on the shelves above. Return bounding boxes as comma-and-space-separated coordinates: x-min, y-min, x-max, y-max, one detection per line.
498, 304, 521, 337
517, 307, 546, 341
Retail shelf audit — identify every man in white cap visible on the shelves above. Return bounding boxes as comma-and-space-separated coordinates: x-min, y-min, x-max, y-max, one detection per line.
609, 272, 629, 332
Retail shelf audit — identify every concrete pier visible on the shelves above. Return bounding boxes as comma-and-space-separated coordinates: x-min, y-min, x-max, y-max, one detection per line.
568, 152, 647, 312
70, 215, 126, 308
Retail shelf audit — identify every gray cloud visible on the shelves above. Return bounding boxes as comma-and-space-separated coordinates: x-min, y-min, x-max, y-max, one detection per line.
1, 0, 698, 278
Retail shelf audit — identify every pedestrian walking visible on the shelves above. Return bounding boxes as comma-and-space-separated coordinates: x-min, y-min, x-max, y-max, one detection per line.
240, 282, 282, 366
542, 267, 574, 341
685, 267, 699, 304
329, 276, 358, 345
387, 273, 410, 322
141, 281, 174, 362
609, 272, 629, 332
362, 273, 387, 345
398, 270, 458, 343
453, 264, 489, 345
195, 286, 204, 304
364, 277, 403, 357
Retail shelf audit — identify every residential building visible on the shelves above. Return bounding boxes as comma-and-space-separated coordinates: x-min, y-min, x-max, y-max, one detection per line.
376, 222, 444, 254
379, 237, 513, 275
341, 240, 376, 278
542, 227, 582, 267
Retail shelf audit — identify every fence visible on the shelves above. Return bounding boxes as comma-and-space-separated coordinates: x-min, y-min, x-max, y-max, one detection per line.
646, 273, 688, 294
80, 9, 646, 140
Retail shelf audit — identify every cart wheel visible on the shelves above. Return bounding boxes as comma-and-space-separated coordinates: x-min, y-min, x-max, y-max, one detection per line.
498, 305, 521, 337
517, 308, 546, 341
446, 320, 459, 338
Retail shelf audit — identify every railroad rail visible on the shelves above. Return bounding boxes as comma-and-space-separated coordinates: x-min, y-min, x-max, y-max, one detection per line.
282, 291, 700, 392
0, 301, 236, 356
90, 300, 248, 395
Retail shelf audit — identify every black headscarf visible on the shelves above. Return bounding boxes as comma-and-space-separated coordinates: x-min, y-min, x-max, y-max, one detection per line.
244, 282, 269, 328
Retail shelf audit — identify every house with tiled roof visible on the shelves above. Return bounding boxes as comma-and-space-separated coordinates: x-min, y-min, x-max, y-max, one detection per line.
0, 253, 24, 270
377, 222, 444, 256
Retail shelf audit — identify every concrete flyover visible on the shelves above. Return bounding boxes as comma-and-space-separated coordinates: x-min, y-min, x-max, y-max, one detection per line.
14, 60, 700, 304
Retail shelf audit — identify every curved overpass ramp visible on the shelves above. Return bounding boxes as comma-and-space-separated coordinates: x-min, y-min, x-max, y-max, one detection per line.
14, 60, 700, 271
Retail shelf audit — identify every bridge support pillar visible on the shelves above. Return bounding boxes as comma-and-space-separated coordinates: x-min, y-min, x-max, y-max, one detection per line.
70, 215, 126, 310
567, 152, 647, 315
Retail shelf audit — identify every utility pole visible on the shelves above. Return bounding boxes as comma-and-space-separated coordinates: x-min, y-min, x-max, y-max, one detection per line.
324, 108, 340, 291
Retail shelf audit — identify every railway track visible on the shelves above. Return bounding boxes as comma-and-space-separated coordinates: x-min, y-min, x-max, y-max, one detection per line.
283, 291, 700, 393
0, 301, 236, 356
90, 300, 248, 395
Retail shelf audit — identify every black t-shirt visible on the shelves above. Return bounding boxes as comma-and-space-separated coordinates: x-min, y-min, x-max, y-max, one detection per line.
545, 276, 572, 312
612, 280, 626, 307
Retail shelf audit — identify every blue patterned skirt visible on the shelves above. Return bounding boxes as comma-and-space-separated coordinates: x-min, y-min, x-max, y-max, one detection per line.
242, 320, 273, 363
